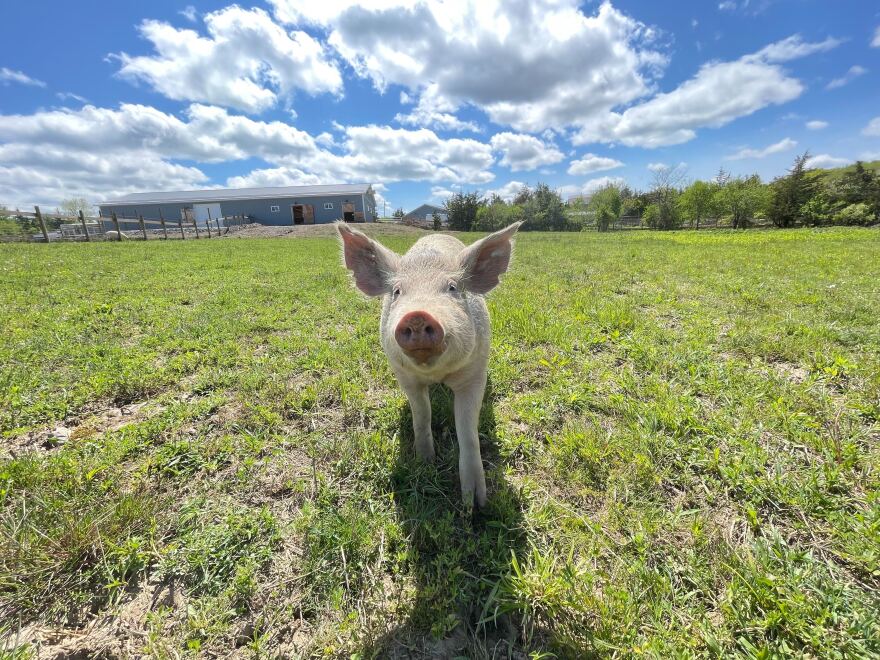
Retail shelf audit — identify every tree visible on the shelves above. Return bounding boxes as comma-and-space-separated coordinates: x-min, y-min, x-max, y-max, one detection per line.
393, 207, 405, 219
512, 185, 533, 206
715, 175, 770, 229
588, 183, 622, 232
444, 191, 484, 231
678, 180, 715, 229
475, 199, 524, 232
836, 161, 880, 223
649, 164, 686, 229
59, 197, 93, 218
431, 210, 442, 231
769, 151, 817, 228
522, 182, 566, 231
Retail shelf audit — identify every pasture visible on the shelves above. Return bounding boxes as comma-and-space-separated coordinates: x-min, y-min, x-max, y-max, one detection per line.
1, 227, 878, 657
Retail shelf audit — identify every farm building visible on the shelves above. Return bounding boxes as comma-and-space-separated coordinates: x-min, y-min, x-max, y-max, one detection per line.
99, 183, 378, 228
403, 204, 448, 224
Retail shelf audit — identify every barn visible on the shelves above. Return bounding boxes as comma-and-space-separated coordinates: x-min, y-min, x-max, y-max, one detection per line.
99, 183, 378, 228
403, 203, 448, 225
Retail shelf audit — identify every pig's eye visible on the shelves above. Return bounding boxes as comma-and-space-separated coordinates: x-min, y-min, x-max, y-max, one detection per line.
392, 286, 401, 300
447, 282, 457, 293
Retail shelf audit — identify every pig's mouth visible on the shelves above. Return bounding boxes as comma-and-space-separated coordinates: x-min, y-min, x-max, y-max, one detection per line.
403, 345, 445, 365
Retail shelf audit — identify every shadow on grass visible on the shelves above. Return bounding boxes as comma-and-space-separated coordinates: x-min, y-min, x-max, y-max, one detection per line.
361, 377, 539, 659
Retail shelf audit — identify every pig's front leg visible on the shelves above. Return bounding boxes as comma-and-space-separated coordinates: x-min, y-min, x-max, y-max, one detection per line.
399, 379, 435, 461
452, 378, 487, 508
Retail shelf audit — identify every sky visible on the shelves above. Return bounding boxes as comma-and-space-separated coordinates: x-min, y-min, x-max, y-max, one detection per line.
1, 0, 879, 214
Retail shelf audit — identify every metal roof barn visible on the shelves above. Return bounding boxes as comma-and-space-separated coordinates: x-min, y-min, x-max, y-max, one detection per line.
99, 183, 378, 228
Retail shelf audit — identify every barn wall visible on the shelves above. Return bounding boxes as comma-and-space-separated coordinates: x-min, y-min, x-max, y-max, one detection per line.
99, 193, 375, 228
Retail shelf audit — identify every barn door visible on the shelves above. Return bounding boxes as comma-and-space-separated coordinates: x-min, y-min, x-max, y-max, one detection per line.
303, 205, 315, 224
342, 202, 355, 222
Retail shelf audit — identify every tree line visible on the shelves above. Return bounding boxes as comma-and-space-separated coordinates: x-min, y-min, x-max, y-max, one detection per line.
441, 153, 880, 232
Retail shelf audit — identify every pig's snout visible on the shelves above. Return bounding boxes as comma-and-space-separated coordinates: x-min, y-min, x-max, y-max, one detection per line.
395, 311, 445, 363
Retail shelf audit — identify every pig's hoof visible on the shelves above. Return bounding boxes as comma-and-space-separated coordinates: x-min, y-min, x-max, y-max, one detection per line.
415, 443, 435, 462
461, 481, 487, 509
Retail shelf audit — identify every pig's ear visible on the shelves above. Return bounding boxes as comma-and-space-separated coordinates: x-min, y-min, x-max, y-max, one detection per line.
336, 222, 400, 296
459, 221, 524, 294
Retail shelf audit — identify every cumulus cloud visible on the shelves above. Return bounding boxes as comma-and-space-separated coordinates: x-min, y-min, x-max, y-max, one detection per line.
567, 153, 624, 175
0, 67, 46, 87
429, 186, 457, 202
805, 120, 828, 130
394, 83, 480, 132
115, 6, 342, 113
863, 116, 880, 137
559, 175, 627, 200
0, 102, 499, 206
485, 180, 529, 201
872, 26, 880, 48
572, 34, 831, 148
489, 132, 564, 171
725, 137, 797, 160
805, 154, 851, 169
826, 65, 867, 90
272, 0, 667, 134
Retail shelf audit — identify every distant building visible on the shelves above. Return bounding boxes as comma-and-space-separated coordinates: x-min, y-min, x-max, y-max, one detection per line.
403, 204, 448, 224
99, 183, 377, 228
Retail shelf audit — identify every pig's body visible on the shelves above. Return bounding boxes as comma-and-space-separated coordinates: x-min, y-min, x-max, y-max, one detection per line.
337, 222, 523, 506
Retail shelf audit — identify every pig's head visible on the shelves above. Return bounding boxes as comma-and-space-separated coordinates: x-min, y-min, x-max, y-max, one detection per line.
337, 222, 523, 371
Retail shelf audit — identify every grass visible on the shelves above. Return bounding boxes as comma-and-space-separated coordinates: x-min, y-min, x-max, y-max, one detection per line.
1, 226, 878, 657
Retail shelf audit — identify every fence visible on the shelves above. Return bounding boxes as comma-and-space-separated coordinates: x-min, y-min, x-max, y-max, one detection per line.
0, 206, 252, 243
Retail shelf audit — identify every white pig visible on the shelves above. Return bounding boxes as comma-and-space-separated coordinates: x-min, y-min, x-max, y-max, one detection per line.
337, 221, 523, 507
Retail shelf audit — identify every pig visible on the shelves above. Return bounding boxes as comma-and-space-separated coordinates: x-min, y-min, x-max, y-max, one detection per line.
337, 221, 523, 507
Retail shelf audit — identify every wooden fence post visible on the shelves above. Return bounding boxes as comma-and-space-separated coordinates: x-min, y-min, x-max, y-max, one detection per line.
215, 216, 221, 234
138, 214, 147, 241
111, 212, 122, 241
159, 209, 168, 240
78, 210, 90, 241
178, 215, 185, 239
205, 208, 213, 238
191, 212, 200, 239
34, 205, 49, 242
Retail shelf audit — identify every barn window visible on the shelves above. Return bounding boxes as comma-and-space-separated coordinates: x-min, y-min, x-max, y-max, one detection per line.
324, 202, 334, 210
270, 205, 280, 212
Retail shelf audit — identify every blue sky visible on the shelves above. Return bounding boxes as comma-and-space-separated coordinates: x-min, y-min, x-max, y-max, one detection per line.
1, 0, 879, 212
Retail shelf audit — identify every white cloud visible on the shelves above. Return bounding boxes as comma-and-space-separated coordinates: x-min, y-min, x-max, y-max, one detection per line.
573, 34, 830, 148
489, 132, 564, 171
0, 102, 498, 207
725, 137, 797, 160
647, 162, 667, 172
567, 153, 624, 175
56, 92, 89, 104
179, 5, 198, 22
560, 175, 627, 200
0, 67, 46, 87
746, 35, 841, 63
805, 154, 851, 169
272, 0, 667, 134
115, 6, 342, 113
485, 180, 528, 201
429, 186, 457, 202
872, 26, 880, 48
805, 120, 828, 130
225, 167, 328, 188
718, 2, 737, 10
863, 117, 880, 137
394, 83, 479, 132
826, 65, 867, 90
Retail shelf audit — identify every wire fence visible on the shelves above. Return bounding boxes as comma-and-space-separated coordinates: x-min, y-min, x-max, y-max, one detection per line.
0, 206, 253, 243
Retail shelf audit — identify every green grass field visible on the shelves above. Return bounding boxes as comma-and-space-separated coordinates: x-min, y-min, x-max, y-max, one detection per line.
1, 227, 879, 658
